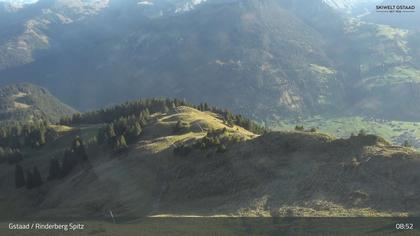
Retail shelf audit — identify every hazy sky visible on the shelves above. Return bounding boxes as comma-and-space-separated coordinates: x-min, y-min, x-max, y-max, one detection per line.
0, 0, 38, 3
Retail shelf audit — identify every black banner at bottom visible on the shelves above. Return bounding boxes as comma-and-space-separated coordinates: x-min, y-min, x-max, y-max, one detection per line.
2, 217, 420, 236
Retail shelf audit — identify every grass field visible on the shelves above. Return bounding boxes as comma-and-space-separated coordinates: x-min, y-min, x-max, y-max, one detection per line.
362, 66, 420, 88
271, 116, 420, 148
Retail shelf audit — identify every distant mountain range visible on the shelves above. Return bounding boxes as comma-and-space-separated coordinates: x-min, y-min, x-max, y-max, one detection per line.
323, 0, 380, 13
0, 0, 420, 122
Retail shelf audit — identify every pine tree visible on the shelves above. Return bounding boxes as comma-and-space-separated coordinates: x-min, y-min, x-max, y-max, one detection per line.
170, 102, 176, 111
29, 128, 46, 148
213, 137, 221, 146
173, 144, 192, 156
163, 104, 169, 113
114, 135, 128, 152
174, 120, 182, 133
127, 122, 142, 141
105, 124, 116, 139
97, 127, 107, 144
32, 166, 43, 187
61, 149, 74, 177
294, 125, 304, 131
72, 136, 88, 161
25, 169, 33, 189
217, 144, 227, 153
14, 164, 25, 188
60, 137, 89, 177
133, 122, 142, 136
48, 158, 61, 180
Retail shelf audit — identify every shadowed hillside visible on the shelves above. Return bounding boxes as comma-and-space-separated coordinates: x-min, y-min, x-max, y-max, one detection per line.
0, 83, 76, 124
1, 100, 420, 222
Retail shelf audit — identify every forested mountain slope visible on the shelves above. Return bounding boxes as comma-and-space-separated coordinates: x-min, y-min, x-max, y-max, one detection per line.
0, 0, 419, 121
0, 83, 76, 124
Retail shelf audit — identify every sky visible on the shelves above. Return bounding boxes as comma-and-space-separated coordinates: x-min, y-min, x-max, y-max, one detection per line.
0, 0, 39, 3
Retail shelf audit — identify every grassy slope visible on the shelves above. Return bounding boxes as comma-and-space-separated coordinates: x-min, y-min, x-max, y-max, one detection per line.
272, 116, 420, 148
2, 105, 420, 235
0, 107, 256, 219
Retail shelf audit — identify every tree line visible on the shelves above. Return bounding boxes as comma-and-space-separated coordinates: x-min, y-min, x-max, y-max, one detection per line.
97, 110, 150, 153
14, 136, 89, 189
59, 98, 186, 125
59, 98, 266, 135
0, 121, 57, 164
196, 103, 266, 134
173, 128, 243, 156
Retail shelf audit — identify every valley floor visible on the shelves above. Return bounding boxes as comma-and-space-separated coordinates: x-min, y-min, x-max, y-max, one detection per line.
272, 116, 420, 148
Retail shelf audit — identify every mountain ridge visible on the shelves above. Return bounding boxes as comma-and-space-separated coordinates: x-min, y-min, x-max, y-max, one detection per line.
0, 99, 419, 220
0, 83, 76, 124
0, 0, 420, 121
